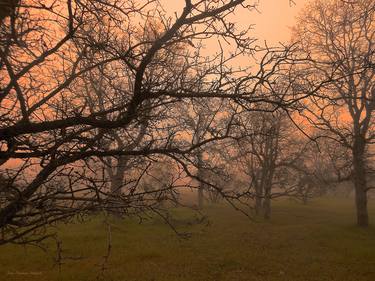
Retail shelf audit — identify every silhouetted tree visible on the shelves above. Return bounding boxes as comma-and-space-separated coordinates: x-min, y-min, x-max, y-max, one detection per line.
293, 0, 375, 226
0, 0, 318, 244
235, 109, 309, 219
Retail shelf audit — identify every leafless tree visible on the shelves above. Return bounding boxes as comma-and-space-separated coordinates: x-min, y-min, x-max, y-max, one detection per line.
0, 0, 317, 245
177, 98, 232, 208
234, 108, 310, 218
293, 0, 375, 226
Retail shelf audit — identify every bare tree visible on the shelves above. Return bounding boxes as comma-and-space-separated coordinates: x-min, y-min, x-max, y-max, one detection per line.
178, 98, 231, 208
235, 108, 309, 219
293, 0, 375, 226
292, 137, 348, 204
0, 0, 319, 244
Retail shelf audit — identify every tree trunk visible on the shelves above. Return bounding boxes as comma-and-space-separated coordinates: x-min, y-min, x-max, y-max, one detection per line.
354, 184, 368, 227
0, 0, 19, 22
197, 151, 204, 208
263, 188, 271, 220
198, 186, 204, 208
262, 164, 274, 220
110, 156, 128, 196
353, 137, 368, 227
254, 184, 262, 215
302, 193, 309, 205
302, 182, 312, 205
109, 156, 128, 216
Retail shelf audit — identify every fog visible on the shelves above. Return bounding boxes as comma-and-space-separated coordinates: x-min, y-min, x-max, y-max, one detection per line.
0, 0, 374, 280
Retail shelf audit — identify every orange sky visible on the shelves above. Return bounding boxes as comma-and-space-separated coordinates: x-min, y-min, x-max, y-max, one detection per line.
2, 0, 311, 170
159, 0, 309, 44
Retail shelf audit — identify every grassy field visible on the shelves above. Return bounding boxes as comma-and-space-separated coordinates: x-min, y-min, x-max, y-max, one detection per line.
1, 198, 375, 281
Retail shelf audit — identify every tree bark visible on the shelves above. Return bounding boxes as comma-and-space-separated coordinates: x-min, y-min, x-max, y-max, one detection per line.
0, 0, 19, 22
197, 151, 204, 208
263, 186, 271, 220
110, 156, 128, 196
254, 183, 262, 215
198, 186, 204, 208
108, 156, 128, 216
353, 137, 368, 227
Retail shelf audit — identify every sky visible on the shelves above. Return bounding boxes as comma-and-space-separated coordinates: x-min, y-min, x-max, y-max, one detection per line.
248, 0, 309, 43
159, 0, 310, 44
3, 0, 310, 170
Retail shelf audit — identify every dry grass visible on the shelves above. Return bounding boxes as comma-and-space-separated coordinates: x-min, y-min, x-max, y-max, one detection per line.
1, 197, 375, 281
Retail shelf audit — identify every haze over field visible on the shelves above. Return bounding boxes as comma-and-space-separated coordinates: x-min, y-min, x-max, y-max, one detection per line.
0, 0, 374, 280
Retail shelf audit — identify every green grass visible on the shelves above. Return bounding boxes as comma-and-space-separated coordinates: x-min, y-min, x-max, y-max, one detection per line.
1, 198, 375, 281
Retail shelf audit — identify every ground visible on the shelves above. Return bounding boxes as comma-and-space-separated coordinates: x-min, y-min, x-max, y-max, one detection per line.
1, 198, 375, 281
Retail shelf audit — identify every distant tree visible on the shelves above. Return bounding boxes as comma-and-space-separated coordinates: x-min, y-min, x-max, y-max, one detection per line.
293, 0, 375, 226
0, 0, 310, 244
235, 109, 308, 219
178, 98, 231, 208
